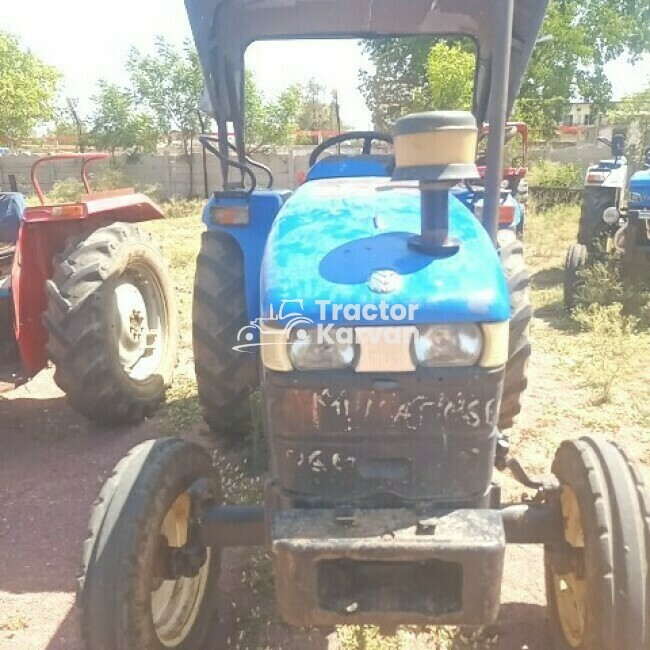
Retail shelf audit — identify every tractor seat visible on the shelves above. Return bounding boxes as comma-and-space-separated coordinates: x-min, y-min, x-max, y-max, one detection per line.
0, 192, 25, 245
307, 154, 395, 182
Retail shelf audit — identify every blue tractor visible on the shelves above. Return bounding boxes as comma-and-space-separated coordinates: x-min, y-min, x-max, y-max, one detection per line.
565, 144, 650, 308
78, 1, 650, 648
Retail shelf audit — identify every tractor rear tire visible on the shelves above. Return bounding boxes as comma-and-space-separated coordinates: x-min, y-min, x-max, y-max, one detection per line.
44, 223, 178, 425
192, 231, 258, 441
545, 436, 650, 650
499, 239, 532, 431
578, 187, 617, 252
79, 438, 220, 650
564, 243, 588, 311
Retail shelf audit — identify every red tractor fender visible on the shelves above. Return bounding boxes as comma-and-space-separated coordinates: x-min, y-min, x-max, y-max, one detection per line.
12, 154, 164, 375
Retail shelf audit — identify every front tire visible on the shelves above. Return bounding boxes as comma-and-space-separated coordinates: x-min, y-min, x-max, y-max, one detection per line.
499, 238, 532, 430
79, 438, 220, 650
44, 223, 178, 425
564, 243, 587, 311
192, 231, 258, 441
578, 188, 617, 252
545, 436, 650, 650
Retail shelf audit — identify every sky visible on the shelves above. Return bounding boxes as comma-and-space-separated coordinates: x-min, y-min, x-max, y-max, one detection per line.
1, 0, 648, 130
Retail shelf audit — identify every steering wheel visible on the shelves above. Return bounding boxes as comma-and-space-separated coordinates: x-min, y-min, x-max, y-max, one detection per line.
309, 131, 393, 168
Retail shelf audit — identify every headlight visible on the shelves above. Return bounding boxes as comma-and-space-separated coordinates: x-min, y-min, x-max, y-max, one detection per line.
288, 328, 356, 370
413, 323, 483, 367
630, 192, 642, 203
603, 207, 619, 224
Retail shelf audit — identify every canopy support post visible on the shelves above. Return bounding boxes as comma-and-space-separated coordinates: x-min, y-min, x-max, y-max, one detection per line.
483, 0, 514, 246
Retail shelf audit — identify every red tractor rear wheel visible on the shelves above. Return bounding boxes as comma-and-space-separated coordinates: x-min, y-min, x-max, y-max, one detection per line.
44, 222, 178, 425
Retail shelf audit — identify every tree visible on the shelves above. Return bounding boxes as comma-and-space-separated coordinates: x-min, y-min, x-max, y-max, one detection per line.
427, 42, 474, 111
0, 32, 60, 146
358, 1, 650, 137
127, 38, 206, 194
608, 86, 650, 164
516, 0, 650, 136
244, 71, 302, 152
127, 37, 204, 154
297, 79, 337, 132
89, 81, 160, 155
359, 37, 435, 130
52, 98, 89, 152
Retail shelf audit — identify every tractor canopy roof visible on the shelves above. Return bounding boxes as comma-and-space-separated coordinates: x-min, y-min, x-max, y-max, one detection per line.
185, 0, 549, 127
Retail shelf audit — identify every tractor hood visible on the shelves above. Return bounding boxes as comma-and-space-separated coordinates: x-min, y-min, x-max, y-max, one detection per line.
261, 177, 510, 326
630, 170, 650, 209
186, 0, 549, 127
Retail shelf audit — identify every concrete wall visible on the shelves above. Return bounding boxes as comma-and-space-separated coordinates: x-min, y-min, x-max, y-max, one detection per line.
0, 149, 314, 200
529, 142, 610, 173
0, 141, 623, 199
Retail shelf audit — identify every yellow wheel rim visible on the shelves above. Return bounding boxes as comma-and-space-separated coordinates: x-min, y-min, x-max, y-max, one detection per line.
151, 493, 211, 648
553, 486, 587, 648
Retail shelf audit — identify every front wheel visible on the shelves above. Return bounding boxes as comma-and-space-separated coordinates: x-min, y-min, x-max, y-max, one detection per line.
578, 188, 617, 252
564, 243, 588, 311
192, 231, 258, 441
44, 223, 178, 425
545, 436, 650, 650
79, 438, 220, 650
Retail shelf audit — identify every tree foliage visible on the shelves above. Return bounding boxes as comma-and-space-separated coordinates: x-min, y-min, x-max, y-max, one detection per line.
297, 79, 337, 132
89, 81, 160, 155
517, 0, 650, 136
127, 37, 205, 157
244, 71, 302, 151
0, 32, 60, 146
359, 37, 435, 131
52, 98, 89, 152
427, 42, 474, 111
608, 86, 650, 163
359, 0, 650, 137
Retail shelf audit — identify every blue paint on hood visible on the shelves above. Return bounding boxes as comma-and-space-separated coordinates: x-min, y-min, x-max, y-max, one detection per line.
261, 177, 510, 326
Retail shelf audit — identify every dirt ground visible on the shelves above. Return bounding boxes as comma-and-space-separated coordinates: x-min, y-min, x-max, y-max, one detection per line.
2, 206, 649, 649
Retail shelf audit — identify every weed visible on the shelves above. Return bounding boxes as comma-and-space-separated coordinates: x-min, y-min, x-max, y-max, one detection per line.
164, 376, 202, 431
572, 303, 640, 404
527, 160, 582, 189
163, 197, 204, 220
47, 177, 85, 203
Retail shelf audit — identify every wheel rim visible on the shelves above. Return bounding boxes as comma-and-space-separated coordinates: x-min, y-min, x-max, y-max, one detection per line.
112, 262, 167, 381
553, 486, 587, 648
151, 493, 210, 648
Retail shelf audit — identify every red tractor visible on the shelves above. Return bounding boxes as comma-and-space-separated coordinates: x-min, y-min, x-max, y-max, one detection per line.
477, 122, 529, 235
0, 153, 178, 425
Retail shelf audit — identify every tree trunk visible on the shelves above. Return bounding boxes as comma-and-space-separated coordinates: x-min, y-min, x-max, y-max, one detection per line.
186, 133, 195, 199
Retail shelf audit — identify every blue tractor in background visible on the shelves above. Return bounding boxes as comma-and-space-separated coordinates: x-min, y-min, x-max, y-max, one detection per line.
79, 1, 650, 648
565, 143, 650, 308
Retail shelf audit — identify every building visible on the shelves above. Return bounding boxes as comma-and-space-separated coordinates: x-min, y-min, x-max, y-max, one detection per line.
562, 102, 597, 127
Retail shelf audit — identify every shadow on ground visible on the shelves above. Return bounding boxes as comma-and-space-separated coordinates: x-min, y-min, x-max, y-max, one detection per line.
531, 267, 564, 290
